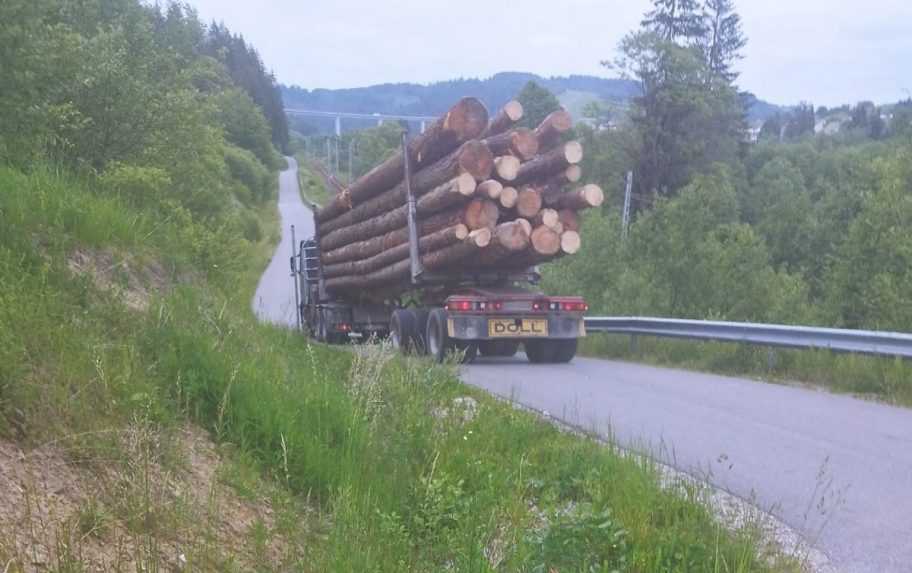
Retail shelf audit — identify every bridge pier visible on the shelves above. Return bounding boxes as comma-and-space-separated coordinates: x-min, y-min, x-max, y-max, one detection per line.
334, 115, 341, 137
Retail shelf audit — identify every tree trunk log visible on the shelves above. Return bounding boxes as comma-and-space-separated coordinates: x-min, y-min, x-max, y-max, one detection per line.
324, 229, 490, 291
320, 174, 477, 251
475, 221, 531, 265
320, 200, 499, 265
534, 109, 573, 151
322, 225, 468, 279
483, 127, 539, 161
551, 184, 604, 210
475, 179, 503, 200
493, 155, 521, 181
515, 186, 543, 218
512, 141, 583, 187
480, 100, 523, 138
499, 186, 518, 209
317, 97, 488, 222
319, 141, 491, 235
560, 230, 581, 254
558, 209, 580, 232
530, 225, 561, 256
537, 165, 583, 205
532, 208, 560, 229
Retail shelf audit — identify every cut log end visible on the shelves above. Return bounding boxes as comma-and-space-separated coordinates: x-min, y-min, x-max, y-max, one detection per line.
530, 225, 561, 256
565, 165, 583, 183
494, 155, 521, 181
535, 208, 560, 229
469, 227, 492, 248
563, 141, 584, 165
454, 172, 477, 196
560, 230, 581, 254
581, 184, 604, 207
493, 221, 530, 251
445, 97, 490, 141
516, 187, 543, 219
453, 224, 470, 240
516, 218, 532, 236
499, 186, 518, 209
504, 100, 524, 122
537, 109, 573, 134
476, 179, 503, 200
457, 140, 495, 181
464, 198, 500, 230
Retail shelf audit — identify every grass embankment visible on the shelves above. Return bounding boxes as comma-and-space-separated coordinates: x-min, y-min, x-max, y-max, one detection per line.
581, 334, 912, 407
295, 154, 332, 207
0, 165, 800, 571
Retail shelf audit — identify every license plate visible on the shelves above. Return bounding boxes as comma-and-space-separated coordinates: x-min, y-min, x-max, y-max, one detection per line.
488, 318, 549, 338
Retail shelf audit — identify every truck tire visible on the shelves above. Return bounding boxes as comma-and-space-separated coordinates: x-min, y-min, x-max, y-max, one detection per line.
426, 308, 453, 363
524, 340, 551, 363
550, 339, 578, 363
479, 340, 520, 357
412, 308, 431, 355
390, 309, 417, 354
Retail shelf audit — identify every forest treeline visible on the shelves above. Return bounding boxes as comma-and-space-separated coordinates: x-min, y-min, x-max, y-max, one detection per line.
542, 0, 912, 333
1, 0, 288, 252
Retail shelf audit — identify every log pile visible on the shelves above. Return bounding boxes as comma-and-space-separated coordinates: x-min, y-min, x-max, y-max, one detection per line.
313, 97, 603, 296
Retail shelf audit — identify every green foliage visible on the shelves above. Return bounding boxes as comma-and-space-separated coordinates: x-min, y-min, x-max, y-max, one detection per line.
824, 148, 912, 330
223, 144, 274, 204
203, 22, 289, 151
516, 81, 562, 129
214, 88, 282, 169
615, 31, 745, 205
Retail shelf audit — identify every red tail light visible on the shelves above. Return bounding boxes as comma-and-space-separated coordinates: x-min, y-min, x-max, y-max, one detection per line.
446, 299, 474, 312
492, 301, 503, 311
561, 301, 589, 312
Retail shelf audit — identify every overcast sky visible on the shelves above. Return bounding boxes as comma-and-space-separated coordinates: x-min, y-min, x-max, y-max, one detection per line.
184, 0, 912, 107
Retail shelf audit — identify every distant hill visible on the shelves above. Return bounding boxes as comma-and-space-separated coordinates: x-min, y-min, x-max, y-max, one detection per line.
282, 72, 781, 132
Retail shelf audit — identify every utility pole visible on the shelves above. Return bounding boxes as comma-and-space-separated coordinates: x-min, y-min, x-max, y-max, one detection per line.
348, 138, 357, 183
325, 138, 331, 173
622, 171, 633, 239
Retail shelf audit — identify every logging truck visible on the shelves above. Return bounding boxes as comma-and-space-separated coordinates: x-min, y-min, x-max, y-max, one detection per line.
292, 232, 587, 363
289, 97, 601, 363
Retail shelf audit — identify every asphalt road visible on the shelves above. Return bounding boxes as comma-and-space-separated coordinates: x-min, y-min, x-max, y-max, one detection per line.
258, 159, 912, 573
463, 355, 912, 573
252, 156, 314, 327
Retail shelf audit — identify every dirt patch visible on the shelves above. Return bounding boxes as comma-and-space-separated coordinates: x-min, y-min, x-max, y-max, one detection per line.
0, 424, 312, 571
67, 249, 170, 312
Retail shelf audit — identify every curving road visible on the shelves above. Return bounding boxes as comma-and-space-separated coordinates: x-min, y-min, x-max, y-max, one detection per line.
253, 156, 314, 326
258, 159, 912, 573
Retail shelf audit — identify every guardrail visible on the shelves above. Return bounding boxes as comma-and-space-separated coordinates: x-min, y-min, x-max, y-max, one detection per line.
583, 317, 912, 359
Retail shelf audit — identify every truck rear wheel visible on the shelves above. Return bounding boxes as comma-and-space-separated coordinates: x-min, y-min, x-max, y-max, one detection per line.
551, 339, 578, 363
426, 309, 477, 363
390, 309, 417, 354
412, 308, 430, 355
426, 308, 452, 363
525, 340, 551, 363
